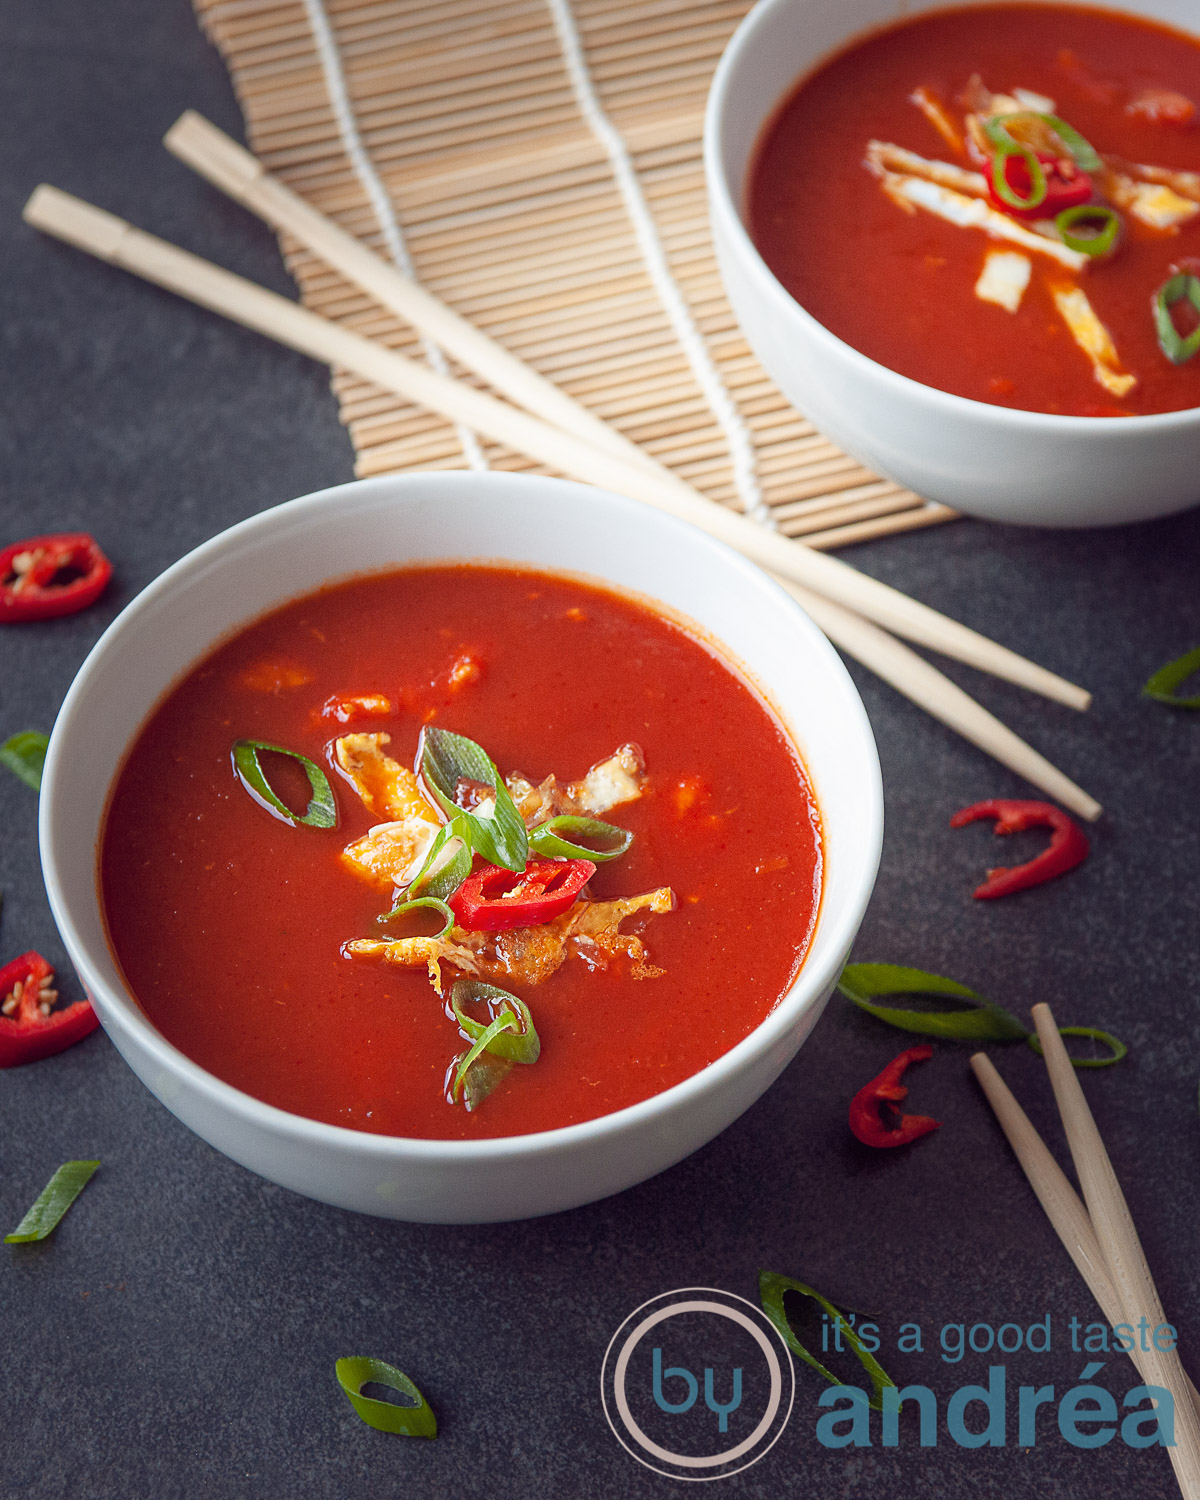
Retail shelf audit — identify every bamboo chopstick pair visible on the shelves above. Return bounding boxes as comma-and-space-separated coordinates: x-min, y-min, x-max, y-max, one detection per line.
973, 1008, 1200, 1495
22, 112, 1102, 820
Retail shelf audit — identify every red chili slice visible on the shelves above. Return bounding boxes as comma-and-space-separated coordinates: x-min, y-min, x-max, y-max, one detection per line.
950, 798, 1089, 900
0, 533, 113, 623
448, 858, 595, 932
986, 152, 1093, 221
0, 952, 99, 1067
848, 1045, 941, 1149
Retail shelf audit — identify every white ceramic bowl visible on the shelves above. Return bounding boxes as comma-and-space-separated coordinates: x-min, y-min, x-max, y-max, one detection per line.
706, 0, 1200, 528
40, 473, 882, 1223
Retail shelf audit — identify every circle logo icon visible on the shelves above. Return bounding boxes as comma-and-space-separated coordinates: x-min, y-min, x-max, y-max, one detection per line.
600, 1287, 794, 1481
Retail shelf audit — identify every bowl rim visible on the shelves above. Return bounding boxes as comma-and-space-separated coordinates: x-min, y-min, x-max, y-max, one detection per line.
40, 471, 884, 1165
703, 0, 1200, 433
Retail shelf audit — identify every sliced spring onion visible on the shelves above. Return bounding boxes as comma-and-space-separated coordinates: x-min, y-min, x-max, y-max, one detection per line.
0, 730, 49, 791
231, 739, 336, 828
451, 1013, 520, 1102
408, 815, 473, 902
528, 815, 633, 863
1143, 644, 1200, 707
377, 896, 455, 939
1028, 1025, 1128, 1069
459, 1051, 512, 1111
837, 963, 1029, 1042
451, 979, 541, 1065
983, 115, 1047, 210
5, 1160, 99, 1243
1152, 273, 1200, 365
1055, 203, 1120, 257
759, 1272, 896, 1412
334, 1357, 437, 1437
419, 727, 527, 873
1038, 113, 1102, 172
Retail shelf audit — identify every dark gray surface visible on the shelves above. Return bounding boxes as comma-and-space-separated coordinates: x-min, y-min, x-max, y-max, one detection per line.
1, 3, 1197, 1495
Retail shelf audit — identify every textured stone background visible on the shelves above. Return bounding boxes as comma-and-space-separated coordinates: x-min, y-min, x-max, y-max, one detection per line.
1, 2, 1198, 1495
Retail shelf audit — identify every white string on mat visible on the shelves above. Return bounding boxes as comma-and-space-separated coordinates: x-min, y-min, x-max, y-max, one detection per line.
299, 0, 487, 472
545, 0, 772, 527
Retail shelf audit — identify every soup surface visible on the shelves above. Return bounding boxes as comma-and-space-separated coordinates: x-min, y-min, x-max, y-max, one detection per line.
750, 4, 1200, 415
101, 566, 822, 1140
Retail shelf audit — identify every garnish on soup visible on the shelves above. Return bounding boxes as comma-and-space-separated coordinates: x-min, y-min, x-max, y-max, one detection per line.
329, 724, 673, 1109
101, 566, 821, 1140
750, 4, 1200, 415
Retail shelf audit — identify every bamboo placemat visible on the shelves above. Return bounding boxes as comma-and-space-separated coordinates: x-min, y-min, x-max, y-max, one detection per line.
192, 0, 958, 548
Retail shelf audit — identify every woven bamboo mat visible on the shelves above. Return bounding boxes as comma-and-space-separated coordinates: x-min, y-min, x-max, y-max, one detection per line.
192, 0, 958, 548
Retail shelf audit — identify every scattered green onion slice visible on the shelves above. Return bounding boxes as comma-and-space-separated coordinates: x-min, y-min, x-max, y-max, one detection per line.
407, 816, 473, 902
1055, 203, 1120, 257
377, 896, 454, 939
840, 963, 1125, 1067
1152, 273, 1200, 365
759, 1272, 896, 1412
231, 739, 336, 828
5, 1160, 99, 1243
528, 815, 633, 863
1028, 1025, 1127, 1069
837, 963, 1028, 1042
0, 730, 49, 791
451, 980, 540, 1065
1143, 644, 1200, 707
983, 115, 1047, 210
419, 727, 527, 873
334, 1357, 437, 1437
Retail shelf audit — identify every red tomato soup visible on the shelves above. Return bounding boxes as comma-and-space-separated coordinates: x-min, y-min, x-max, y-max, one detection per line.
749, 4, 1200, 416
100, 566, 822, 1140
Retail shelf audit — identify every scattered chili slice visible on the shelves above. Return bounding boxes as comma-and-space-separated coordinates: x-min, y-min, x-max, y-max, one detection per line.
849, 1044, 941, 1148
0, 533, 112, 622
447, 857, 595, 932
951, 798, 1089, 899
0, 952, 99, 1067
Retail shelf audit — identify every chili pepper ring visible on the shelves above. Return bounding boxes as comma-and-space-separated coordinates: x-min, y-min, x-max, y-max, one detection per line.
951, 798, 1089, 900
849, 1044, 941, 1148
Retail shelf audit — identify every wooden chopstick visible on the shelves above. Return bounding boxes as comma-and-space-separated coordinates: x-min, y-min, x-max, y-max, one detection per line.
21, 184, 1101, 818
1031, 1004, 1200, 1496
164, 110, 666, 482
149, 124, 1090, 717
970, 1052, 1200, 1419
786, 587, 1100, 819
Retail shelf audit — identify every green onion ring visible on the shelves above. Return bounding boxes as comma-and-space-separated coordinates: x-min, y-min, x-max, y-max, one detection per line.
451, 1013, 520, 1101
1038, 113, 1102, 172
1152, 273, 1200, 365
5, 1160, 99, 1243
334, 1357, 437, 1437
451, 979, 540, 1064
983, 116, 1047, 211
1028, 1026, 1127, 1069
377, 896, 455, 939
528, 815, 633, 863
231, 739, 337, 828
419, 727, 527, 872
408, 817, 473, 902
759, 1272, 897, 1413
0, 730, 49, 792
1055, 203, 1120, 257
1143, 644, 1200, 707
837, 963, 1029, 1042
